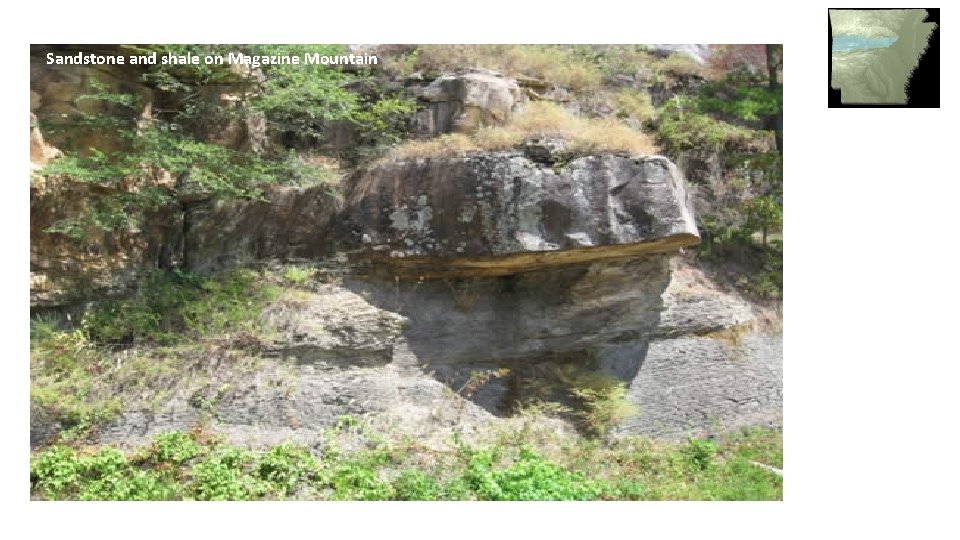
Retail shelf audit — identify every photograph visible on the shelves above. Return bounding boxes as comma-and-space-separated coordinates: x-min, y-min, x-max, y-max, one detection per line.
29, 43, 783, 501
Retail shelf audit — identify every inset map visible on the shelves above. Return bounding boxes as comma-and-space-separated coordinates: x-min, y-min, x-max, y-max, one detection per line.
829, 8, 939, 107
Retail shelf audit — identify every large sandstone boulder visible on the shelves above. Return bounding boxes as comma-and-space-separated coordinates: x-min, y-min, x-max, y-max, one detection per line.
346, 152, 699, 278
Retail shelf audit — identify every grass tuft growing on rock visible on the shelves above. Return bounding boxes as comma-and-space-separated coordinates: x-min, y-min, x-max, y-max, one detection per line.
383, 102, 656, 162
406, 45, 604, 92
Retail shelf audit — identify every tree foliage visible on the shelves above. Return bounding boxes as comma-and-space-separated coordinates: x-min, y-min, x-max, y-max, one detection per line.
37, 44, 414, 239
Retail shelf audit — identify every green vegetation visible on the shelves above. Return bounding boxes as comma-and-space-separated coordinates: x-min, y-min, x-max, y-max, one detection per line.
30, 47, 783, 501
37, 44, 414, 240
280, 265, 315, 285
30, 267, 280, 443
616, 88, 658, 124
651, 58, 783, 300
30, 424, 782, 501
81, 268, 278, 345
569, 373, 638, 437
498, 359, 639, 437
657, 95, 758, 153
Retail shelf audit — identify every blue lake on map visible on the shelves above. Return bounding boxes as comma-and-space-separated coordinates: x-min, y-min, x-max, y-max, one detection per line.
833, 35, 898, 52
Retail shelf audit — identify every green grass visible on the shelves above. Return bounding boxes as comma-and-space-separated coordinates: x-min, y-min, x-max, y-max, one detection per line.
80, 268, 279, 346
30, 424, 782, 501
281, 266, 315, 285
30, 267, 281, 444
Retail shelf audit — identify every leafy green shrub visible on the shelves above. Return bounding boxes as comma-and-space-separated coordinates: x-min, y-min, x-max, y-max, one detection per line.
78, 449, 179, 501
698, 79, 782, 122
79, 468, 178, 501
150, 431, 201, 464
741, 195, 783, 246
391, 470, 441, 501
683, 438, 719, 471
31, 446, 83, 498
29, 427, 783, 501
657, 96, 755, 153
328, 460, 394, 501
81, 268, 277, 345
191, 447, 266, 501
30, 446, 178, 500
38, 44, 417, 239
255, 444, 319, 495
464, 446, 603, 501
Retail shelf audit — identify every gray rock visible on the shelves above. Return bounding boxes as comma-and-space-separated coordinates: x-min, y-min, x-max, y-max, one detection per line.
184, 185, 341, 274
346, 153, 699, 278
648, 44, 712, 65
410, 70, 524, 137
614, 331, 783, 440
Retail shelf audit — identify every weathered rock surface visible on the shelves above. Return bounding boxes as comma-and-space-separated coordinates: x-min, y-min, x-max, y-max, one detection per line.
31, 48, 782, 451
343, 255, 671, 365
409, 70, 524, 137
85, 258, 780, 447
184, 185, 342, 274
29, 178, 183, 309
30, 112, 61, 172
615, 331, 782, 439
30, 46, 155, 156
347, 153, 698, 278
649, 44, 712, 65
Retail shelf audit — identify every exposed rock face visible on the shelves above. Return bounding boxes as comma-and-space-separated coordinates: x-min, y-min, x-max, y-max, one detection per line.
30, 48, 782, 452
184, 185, 342, 274
649, 44, 712, 65
29, 178, 182, 309
30, 45, 155, 156
89, 258, 780, 448
347, 153, 698, 278
409, 70, 524, 137
344, 255, 671, 365
30, 112, 61, 172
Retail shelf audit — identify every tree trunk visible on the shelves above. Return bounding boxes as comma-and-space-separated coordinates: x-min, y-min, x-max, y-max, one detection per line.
765, 45, 783, 153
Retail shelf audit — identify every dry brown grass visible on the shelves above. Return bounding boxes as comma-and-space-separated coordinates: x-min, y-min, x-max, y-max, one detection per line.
388, 45, 706, 88
382, 102, 657, 162
651, 54, 706, 77
381, 133, 478, 161
410, 45, 603, 92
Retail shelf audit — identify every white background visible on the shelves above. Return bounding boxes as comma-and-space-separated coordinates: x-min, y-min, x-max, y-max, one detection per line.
2, 1, 957, 537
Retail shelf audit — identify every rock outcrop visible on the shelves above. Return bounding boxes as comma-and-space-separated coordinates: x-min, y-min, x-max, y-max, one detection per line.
30, 50, 781, 449
90, 256, 779, 448
30, 178, 182, 309
184, 185, 342, 274
409, 69, 525, 138
347, 153, 698, 278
